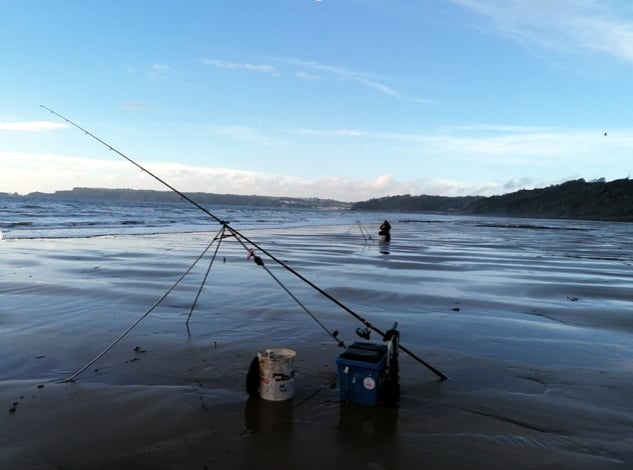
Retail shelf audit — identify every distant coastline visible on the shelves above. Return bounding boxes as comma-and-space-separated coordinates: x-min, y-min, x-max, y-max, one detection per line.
18, 187, 352, 211
4, 177, 633, 222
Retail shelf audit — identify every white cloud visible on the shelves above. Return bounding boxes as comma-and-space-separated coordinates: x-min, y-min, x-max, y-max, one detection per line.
208, 55, 411, 100
0, 121, 67, 131
0, 152, 132, 194
201, 59, 280, 76
288, 124, 631, 164
125, 63, 173, 79
572, 15, 633, 62
295, 71, 319, 80
352, 76, 402, 99
3, 124, 631, 200
443, 124, 553, 133
452, 0, 633, 63
282, 58, 404, 99
206, 124, 288, 146
421, 128, 633, 166
294, 128, 368, 137
149, 63, 173, 79
0, 151, 482, 201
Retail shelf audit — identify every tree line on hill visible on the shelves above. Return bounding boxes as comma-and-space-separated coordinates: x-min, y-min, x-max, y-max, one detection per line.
462, 178, 633, 221
19, 177, 633, 221
351, 178, 633, 221
26, 187, 350, 210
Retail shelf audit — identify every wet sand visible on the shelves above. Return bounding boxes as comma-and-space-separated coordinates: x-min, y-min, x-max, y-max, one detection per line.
1, 223, 632, 469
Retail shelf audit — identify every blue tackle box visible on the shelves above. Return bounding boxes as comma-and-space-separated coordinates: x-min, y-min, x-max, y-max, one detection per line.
336, 341, 388, 406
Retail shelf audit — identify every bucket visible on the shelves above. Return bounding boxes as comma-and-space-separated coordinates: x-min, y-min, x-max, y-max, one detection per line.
257, 348, 296, 401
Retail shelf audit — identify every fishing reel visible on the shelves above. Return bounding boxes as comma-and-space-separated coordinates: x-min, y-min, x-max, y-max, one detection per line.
356, 321, 399, 341
355, 326, 371, 340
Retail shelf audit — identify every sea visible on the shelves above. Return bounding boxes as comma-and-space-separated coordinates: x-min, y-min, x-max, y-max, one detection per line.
2, 193, 633, 258
0, 194, 391, 240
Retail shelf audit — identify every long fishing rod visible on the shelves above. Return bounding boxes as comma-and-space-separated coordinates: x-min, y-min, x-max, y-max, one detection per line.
42, 105, 448, 381
40, 106, 225, 227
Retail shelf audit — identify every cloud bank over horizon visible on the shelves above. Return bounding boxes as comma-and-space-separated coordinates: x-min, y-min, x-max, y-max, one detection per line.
0, 145, 614, 202
2, 115, 631, 201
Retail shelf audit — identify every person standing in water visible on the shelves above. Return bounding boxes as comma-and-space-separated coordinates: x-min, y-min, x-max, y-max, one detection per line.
378, 220, 391, 241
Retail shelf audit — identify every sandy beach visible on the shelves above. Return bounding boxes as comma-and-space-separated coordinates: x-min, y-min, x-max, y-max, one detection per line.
2, 221, 633, 469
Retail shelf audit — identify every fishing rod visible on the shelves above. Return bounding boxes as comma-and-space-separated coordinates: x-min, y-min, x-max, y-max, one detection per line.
41, 105, 225, 226
42, 105, 448, 381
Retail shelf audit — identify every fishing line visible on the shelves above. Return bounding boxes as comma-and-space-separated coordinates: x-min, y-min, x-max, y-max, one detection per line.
231, 233, 346, 348
186, 224, 227, 334
254, 256, 346, 349
356, 221, 373, 241
346, 221, 372, 242
60, 227, 224, 382
43, 105, 448, 380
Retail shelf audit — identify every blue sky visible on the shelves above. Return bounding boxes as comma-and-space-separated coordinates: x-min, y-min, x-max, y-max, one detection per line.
2, 0, 633, 202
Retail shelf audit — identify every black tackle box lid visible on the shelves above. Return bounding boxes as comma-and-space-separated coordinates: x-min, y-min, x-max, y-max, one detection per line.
339, 341, 388, 363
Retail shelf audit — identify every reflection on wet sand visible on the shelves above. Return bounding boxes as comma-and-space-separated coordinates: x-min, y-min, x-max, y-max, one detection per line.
337, 402, 398, 440
244, 397, 295, 435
